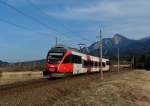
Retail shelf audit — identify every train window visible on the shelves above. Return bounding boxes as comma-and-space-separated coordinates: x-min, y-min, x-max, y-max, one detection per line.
96, 62, 99, 67
94, 62, 96, 67
47, 52, 64, 64
90, 61, 94, 67
63, 55, 72, 63
83, 60, 88, 67
106, 61, 110, 65
102, 62, 106, 67
93, 61, 95, 67
98, 62, 106, 67
83, 61, 95, 67
63, 55, 82, 64
72, 55, 82, 64
83, 60, 91, 67
94, 61, 98, 67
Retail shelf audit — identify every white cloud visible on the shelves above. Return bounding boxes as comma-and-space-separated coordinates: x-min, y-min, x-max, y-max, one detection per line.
44, 0, 150, 39
45, 0, 150, 20
104, 23, 150, 39
4, 0, 150, 39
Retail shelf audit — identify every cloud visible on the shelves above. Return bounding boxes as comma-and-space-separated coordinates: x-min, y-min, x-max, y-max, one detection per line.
104, 23, 150, 39
44, 0, 150, 39
45, 0, 150, 20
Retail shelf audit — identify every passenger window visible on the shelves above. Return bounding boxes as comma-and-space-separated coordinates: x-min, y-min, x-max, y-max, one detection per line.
63, 55, 72, 63
72, 55, 82, 64
102, 62, 106, 67
63, 55, 82, 64
94, 61, 98, 67
83, 61, 95, 67
83, 60, 88, 67
106, 61, 110, 65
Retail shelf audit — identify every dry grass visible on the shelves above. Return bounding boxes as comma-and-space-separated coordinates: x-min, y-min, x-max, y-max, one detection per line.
0, 64, 44, 72
0, 70, 150, 106
0, 71, 43, 85
52, 70, 150, 106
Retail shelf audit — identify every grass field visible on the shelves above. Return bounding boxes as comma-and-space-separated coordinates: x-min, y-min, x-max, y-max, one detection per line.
0, 70, 150, 106
0, 71, 43, 86
0, 62, 44, 72
0, 64, 43, 85
53, 70, 150, 106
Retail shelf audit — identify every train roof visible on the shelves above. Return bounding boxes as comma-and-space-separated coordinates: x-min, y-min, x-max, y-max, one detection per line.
51, 45, 109, 61
52, 45, 79, 52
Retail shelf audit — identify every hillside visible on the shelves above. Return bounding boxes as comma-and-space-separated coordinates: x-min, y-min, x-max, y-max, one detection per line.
0, 60, 8, 67
14, 59, 45, 66
0, 59, 45, 72
85, 34, 150, 58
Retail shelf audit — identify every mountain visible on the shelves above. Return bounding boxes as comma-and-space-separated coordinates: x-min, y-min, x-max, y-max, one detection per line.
84, 34, 150, 58
0, 60, 9, 66
0, 59, 45, 68
14, 59, 45, 65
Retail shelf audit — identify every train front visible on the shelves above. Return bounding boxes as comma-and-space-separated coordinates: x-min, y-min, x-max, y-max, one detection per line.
43, 45, 72, 77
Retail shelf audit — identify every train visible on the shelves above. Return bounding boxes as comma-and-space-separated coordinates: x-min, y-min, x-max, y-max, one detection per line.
43, 45, 110, 77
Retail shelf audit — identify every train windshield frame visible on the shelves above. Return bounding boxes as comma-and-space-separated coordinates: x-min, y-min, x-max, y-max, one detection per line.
47, 47, 67, 64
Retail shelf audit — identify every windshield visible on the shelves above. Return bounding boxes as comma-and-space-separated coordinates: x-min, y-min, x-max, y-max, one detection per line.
47, 52, 64, 64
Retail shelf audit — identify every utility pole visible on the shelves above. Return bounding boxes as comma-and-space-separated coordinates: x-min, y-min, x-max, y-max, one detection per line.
132, 56, 135, 69
78, 43, 86, 52
117, 48, 120, 72
78, 43, 87, 52
100, 29, 103, 80
56, 37, 58, 46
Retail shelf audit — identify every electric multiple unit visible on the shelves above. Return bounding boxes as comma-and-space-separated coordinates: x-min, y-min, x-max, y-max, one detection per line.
43, 45, 110, 77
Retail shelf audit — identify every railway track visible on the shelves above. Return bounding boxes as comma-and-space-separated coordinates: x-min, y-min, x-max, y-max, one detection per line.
0, 70, 130, 106
0, 70, 127, 92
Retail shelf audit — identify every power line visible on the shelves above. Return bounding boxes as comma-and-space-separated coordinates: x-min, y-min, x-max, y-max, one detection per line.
24, 0, 94, 43
0, 0, 80, 45
0, 0, 94, 44
0, 18, 32, 31
25, 0, 41, 10
0, 17, 78, 47
25, 0, 74, 33
0, 17, 89, 49
0, 18, 60, 39
0, 0, 71, 37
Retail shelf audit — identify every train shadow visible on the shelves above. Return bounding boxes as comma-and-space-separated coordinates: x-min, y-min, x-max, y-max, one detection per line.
46, 77, 62, 80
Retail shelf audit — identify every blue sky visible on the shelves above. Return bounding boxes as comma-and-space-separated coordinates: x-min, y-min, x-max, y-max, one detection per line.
0, 0, 150, 62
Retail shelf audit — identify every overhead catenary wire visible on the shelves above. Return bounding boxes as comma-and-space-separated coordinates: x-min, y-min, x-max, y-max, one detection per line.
0, 18, 64, 40
0, 0, 71, 37
0, 17, 78, 47
25, 0, 76, 34
0, 0, 80, 45
24, 0, 94, 43
0, 0, 94, 45
0, 18, 32, 31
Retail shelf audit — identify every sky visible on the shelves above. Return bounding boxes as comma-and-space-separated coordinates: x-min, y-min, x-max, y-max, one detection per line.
0, 0, 150, 62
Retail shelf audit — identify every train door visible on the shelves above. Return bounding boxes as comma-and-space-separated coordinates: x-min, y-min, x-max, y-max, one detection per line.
73, 64, 82, 74
72, 55, 83, 74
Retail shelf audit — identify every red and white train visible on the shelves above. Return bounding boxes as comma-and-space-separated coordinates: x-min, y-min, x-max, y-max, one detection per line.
43, 45, 110, 77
